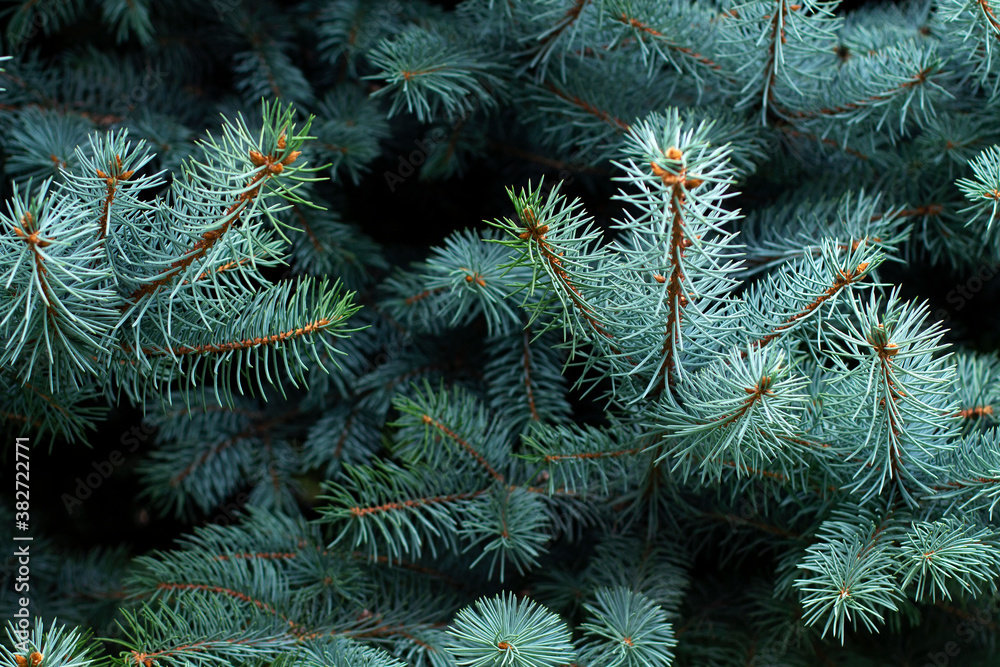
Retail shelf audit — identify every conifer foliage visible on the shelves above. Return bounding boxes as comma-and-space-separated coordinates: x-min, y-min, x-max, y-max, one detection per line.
4, 0, 1000, 666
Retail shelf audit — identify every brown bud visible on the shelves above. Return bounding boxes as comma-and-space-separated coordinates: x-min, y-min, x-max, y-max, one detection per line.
15, 655, 27, 667
249, 150, 267, 167
665, 147, 683, 160
280, 150, 301, 166
29, 652, 42, 667
651, 162, 679, 184
268, 162, 284, 174
277, 132, 287, 150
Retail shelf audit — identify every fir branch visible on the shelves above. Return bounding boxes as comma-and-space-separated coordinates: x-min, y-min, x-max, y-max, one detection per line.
528, 0, 592, 71
1, 619, 100, 667
117, 276, 359, 408
608, 0, 726, 78
393, 383, 515, 474
319, 459, 487, 562
824, 290, 958, 505
490, 180, 612, 345
898, 517, 1000, 601
422, 414, 506, 483
576, 587, 677, 667
483, 326, 572, 429
543, 81, 631, 133
366, 25, 509, 123
447, 593, 576, 667
113, 597, 295, 667
0, 179, 117, 383
457, 486, 553, 581
793, 515, 903, 643
125, 107, 310, 304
